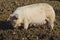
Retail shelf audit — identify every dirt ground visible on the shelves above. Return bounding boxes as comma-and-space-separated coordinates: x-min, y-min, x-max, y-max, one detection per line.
0, 0, 60, 40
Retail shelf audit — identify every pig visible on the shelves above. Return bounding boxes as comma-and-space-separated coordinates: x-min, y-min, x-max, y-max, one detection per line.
7, 3, 55, 30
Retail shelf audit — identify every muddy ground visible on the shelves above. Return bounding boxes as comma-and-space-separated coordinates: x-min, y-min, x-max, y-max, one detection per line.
0, 0, 60, 40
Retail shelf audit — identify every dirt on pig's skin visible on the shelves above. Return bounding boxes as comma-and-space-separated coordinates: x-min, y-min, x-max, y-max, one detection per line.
0, 0, 60, 40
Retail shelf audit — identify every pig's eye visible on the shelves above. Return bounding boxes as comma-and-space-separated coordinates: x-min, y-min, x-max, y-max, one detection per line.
11, 16, 18, 20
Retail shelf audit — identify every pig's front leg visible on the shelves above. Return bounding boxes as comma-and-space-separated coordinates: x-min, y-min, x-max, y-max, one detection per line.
24, 19, 29, 30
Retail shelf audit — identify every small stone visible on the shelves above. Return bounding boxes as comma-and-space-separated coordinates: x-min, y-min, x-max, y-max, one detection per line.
13, 32, 16, 34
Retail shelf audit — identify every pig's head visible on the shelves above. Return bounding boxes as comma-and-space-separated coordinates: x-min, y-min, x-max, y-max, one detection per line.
7, 14, 22, 28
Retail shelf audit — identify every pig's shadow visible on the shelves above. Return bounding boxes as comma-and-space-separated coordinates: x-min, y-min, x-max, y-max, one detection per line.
0, 20, 13, 30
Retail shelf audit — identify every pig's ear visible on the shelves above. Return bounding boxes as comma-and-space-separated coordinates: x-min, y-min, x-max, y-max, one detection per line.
13, 14, 18, 20
12, 16, 18, 20
12, 14, 18, 20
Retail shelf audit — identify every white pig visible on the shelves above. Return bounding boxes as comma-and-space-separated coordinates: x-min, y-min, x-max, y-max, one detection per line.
7, 3, 55, 30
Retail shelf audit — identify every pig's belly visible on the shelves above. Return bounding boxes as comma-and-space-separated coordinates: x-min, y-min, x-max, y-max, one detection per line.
31, 16, 46, 24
